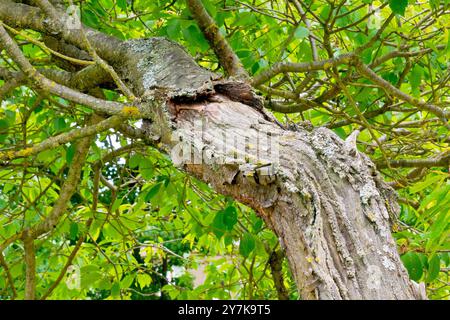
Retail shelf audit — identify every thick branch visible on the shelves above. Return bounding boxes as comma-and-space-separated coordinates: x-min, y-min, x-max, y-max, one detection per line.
269, 250, 289, 300
0, 0, 124, 63
0, 22, 125, 115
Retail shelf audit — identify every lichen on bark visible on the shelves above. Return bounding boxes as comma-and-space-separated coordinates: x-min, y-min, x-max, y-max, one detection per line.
98, 36, 425, 300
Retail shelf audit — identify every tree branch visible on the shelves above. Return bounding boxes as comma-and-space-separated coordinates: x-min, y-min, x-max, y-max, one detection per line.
354, 59, 449, 125
186, 0, 248, 79
0, 0, 124, 64
0, 252, 17, 299
0, 22, 126, 115
376, 151, 450, 169
0, 114, 123, 162
252, 53, 355, 86
23, 232, 36, 300
27, 118, 95, 240
269, 250, 289, 300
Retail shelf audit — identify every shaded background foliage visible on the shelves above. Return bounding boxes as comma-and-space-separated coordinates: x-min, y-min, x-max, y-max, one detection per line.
0, 0, 449, 299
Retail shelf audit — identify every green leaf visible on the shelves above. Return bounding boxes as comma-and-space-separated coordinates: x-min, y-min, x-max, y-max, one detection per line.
440, 252, 450, 266
0, 118, 9, 130
53, 117, 67, 132
0, 134, 7, 143
409, 65, 423, 96
0, 198, 7, 210
253, 218, 263, 233
165, 19, 181, 39
182, 25, 209, 52
419, 184, 450, 211
120, 274, 135, 289
97, 278, 112, 290
446, 28, 450, 56
145, 183, 162, 201
239, 232, 256, 258
222, 206, 237, 231
137, 273, 152, 289
110, 282, 120, 297
224, 234, 233, 247
82, 8, 100, 27
211, 210, 226, 239
401, 252, 423, 281
111, 198, 122, 212
66, 143, 76, 165
389, 0, 408, 16
425, 210, 449, 252
294, 26, 309, 39
80, 265, 101, 289
69, 222, 78, 241
139, 162, 154, 179
426, 254, 440, 282
117, 0, 127, 11
410, 174, 444, 193
129, 154, 144, 169
201, 0, 217, 17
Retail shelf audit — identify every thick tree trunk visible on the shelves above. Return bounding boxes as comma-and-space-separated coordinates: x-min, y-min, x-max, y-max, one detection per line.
109, 38, 425, 299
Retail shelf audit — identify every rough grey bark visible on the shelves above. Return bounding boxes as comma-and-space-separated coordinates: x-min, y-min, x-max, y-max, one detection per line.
106, 38, 426, 299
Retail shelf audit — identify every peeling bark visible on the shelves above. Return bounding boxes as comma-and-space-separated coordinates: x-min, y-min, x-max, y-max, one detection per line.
106, 38, 426, 299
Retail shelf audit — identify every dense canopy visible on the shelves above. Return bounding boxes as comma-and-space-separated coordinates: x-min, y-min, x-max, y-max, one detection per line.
0, 0, 449, 300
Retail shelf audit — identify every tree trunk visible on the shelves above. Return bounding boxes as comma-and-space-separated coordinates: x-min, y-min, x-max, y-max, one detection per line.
0, 0, 427, 297
110, 38, 425, 299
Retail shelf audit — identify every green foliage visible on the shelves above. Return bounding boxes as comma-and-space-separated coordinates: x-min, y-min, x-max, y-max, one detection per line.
0, 0, 448, 300
389, 0, 409, 16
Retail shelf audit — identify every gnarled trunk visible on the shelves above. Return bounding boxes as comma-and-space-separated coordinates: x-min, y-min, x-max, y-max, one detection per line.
111, 38, 425, 299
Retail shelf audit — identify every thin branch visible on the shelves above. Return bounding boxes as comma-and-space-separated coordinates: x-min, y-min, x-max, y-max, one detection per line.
289, 0, 318, 61
186, 0, 248, 79
252, 53, 355, 86
0, 115, 123, 162
78, 26, 136, 100
354, 59, 449, 124
376, 153, 450, 169
41, 163, 101, 300
0, 252, 17, 299
3, 23, 94, 66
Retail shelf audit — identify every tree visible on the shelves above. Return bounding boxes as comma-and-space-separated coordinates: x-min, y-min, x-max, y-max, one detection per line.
0, 0, 448, 300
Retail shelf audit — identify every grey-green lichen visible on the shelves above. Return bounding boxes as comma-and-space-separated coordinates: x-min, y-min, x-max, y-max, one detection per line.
359, 180, 380, 205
